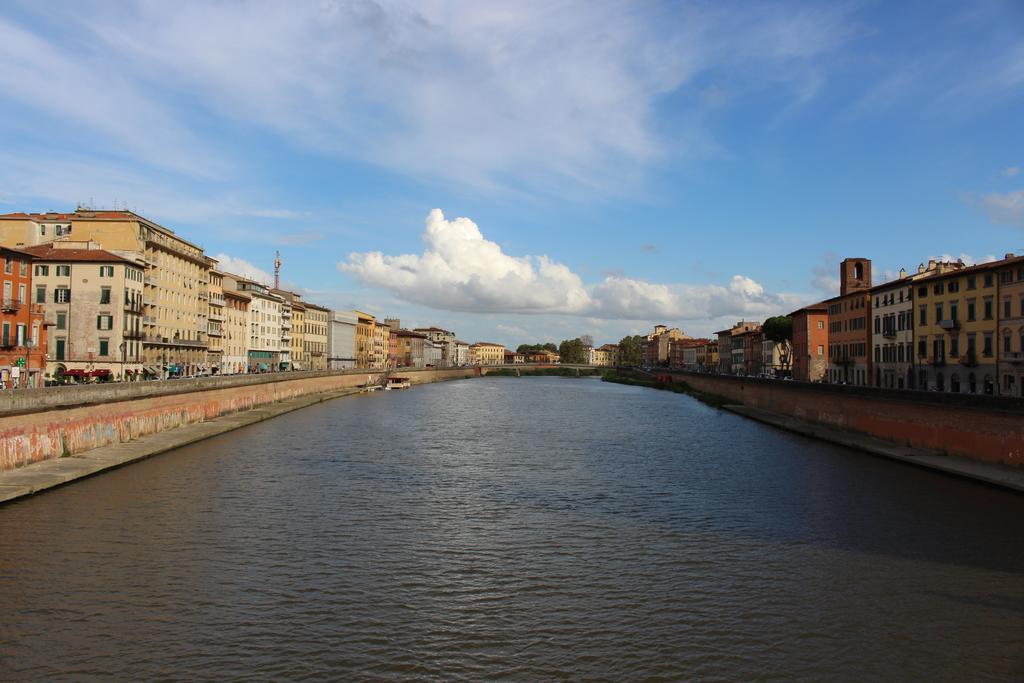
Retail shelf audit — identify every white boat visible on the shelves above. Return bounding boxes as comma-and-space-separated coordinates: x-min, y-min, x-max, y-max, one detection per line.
385, 377, 411, 390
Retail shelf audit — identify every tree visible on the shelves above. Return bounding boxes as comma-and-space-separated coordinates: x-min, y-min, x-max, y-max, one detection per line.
617, 335, 643, 367
580, 334, 594, 348
558, 338, 588, 364
762, 315, 794, 372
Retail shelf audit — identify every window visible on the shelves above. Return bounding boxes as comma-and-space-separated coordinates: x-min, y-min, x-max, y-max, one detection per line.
948, 280, 959, 293
817, 320, 824, 330
984, 273, 993, 287
983, 333, 993, 357
967, 299, 976, 321
99, 339, 109, 356
99, 265, 114, 277
933, 282, 944, 295
1004, 334, 1012, 354
35, 286, 45, 303
56, 312, 66, 330
935, 303, 943, 322
950, 335, 959, 357
950, 301, 958, 321
967, 333, 977, 356
918, 286, 927, 298
100, 287, 111, 304
55, 338, 65, 361
97, 315, 113, 331
19, 260, 27, 276
40, 225, 46, 236
918, 337, 927, 358
919, 305, 927, 326
1, 322, 9, 346
984, 297, 993, 320
967, 275, 976, 290
1001, 270, 1013, 284
54, 288, 70, 303
56, 265, 71, 277
1006, 299, 1012, 318
34, 265, 48, 276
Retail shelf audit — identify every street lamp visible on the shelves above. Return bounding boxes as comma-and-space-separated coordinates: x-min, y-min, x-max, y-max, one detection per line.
120, 341, 127, 382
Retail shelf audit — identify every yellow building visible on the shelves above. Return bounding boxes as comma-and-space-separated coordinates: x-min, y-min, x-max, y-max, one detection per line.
207, 269, 226, 373
221, 288, 250, 375
354, 310, 375, 368
470, 342, 506, 365
915, 259, 1003, 394
303, 303, 330, 371
997, 255, 1024, 397
373, 321, 391, 369
290, 301, 306, 370
1, 209, 214, 377
25, 241, 145, 381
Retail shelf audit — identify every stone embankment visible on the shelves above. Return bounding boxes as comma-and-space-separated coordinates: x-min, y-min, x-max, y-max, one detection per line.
0, 367, 490, 473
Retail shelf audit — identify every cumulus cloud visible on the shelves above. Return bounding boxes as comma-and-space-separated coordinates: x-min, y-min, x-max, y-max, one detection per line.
981, 189, 1024, 226
214, 253, 275, 286
340, 209, 799, 323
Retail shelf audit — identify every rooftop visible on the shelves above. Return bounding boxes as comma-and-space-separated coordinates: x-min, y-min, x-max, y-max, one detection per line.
21, 244, 136, 264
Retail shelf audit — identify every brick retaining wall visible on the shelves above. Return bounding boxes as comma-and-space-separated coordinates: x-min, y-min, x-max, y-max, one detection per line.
666, 372, 1024, 467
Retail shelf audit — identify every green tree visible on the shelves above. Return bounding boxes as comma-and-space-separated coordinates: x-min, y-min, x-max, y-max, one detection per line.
762, 315, 794, 371
558, 338, 588, 364
617, 335, 643, 366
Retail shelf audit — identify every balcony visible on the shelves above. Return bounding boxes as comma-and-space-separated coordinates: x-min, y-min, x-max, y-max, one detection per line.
939, 319, 960, 331
209, 295, 226, 307
1, 298, 23, 313
208, 312, 225, 322
124, 301, 144, 313
124, 328, 144, 339
197, 291, 208, 300
143, 315, 157, 325
144, 276, 158, 286
207, 325, 223, 337
881, 329, 896, 339
141, 334, 208, 348
1004, 351, 1024, 364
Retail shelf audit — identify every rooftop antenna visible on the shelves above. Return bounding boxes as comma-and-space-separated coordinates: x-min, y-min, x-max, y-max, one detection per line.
274, 250, 282, 289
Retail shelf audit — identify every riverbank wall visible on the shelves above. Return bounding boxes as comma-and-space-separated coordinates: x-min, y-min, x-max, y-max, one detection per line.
659, 371, 1024, 468
0, 367, 503, 471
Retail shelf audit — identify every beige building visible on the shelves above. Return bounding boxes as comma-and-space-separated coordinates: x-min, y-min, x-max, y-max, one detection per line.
373, 321, 391, 369
225, 275, 282, 371
303, 303, 330, 371
222, 287, 250, 374
2, 209, 214, 377
470, 342, 506, 365
998, 256, 1024, 397
25, 242, 144, 380
589, 344, 618, 366
206, 269, 226, 373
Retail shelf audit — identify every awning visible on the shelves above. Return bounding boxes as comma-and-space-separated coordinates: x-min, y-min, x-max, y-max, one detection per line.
257, 363, 269, 371
90, 369, 112, 377
143, 366, 158, 374
62, 369, 87, 377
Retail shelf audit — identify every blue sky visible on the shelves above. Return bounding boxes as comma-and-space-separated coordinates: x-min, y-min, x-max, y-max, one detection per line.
1, 0, 1022, 346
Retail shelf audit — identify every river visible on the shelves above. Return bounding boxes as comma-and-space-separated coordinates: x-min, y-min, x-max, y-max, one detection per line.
1, 376, 1021, 680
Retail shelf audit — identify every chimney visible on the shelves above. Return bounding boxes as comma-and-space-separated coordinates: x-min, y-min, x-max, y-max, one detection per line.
899, 267, 907, 279
1006, 253, 1015, 259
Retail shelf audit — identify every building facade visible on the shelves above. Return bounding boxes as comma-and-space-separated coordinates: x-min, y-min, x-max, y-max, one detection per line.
25, 243, 143, 382
221, 288, 250, 374
206, 270, 225, 374
826, 258, 872, 386
791, 304, 828, 383
327, 310, 357, 369
998, 256, 1024, 397
304, 304, 330, 371
470, 342, 506, 365
1, 246, 47, 387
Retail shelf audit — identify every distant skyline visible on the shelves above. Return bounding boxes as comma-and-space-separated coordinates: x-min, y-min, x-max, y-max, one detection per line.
1, 0, 1022, 346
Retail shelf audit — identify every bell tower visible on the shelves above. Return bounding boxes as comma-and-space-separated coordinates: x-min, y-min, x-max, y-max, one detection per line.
839, 258, 871, 296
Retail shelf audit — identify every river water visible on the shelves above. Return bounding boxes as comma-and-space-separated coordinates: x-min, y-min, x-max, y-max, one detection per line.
0, 376, 1021, 680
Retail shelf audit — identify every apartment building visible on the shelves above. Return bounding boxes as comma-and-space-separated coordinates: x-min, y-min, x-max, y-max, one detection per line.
826, 258, 872, 386
453, 340, 469, 366
997, 256, 1024, 397
222, 287, 250, 374
914, 257, 1014, 394
470, 342, 506, 365
25, 242, 143, 381
1, 246, 46, 387
791, 303, 828, 382
413, 327, 456, 367
206, 269, 226, 373
328, 310, 358, 369
354, 310, 375, 368
373, 321, 391, 369
225, 275, 282, 372
304, 303, 330, 371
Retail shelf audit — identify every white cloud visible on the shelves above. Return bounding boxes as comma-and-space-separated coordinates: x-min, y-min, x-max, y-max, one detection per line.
981, 189, 1024, 226
213, 253, 275, 286
340, 209, 801, 324
1005, 166, 1020, 178
928, 253, 997, 267
0, 2, 856, 195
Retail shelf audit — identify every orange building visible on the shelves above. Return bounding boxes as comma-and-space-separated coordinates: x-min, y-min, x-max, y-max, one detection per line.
826, 258, 873, 386
791, 303, 828, 382
1, 247, 46, 387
